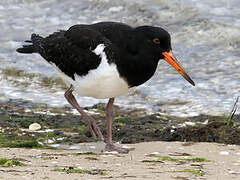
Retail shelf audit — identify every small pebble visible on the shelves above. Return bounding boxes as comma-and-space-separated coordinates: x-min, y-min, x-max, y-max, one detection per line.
56, 137, 65, 141
46, 139, 55, 144
37, 141, 44, 146
228, 170, 240, 174
0, 96, 9, 103
219, 151, 229, 155
185, 122, 195, 126
122, 145, 131, 149
202, 120, 209, 125
50, 144, 60, 148
69, 146, 80, 150
24, 108, 31, 113
101, 155, 113, 157
108, 6, 123, 12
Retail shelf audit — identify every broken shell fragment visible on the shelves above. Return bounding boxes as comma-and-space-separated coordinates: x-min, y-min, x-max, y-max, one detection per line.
29, 123, 41, 131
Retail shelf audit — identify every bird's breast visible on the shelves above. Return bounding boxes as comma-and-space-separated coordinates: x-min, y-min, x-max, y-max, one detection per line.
52, 44, 136, 99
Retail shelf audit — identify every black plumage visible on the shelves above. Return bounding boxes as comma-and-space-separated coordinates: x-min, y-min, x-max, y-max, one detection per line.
17, 22, 172, 87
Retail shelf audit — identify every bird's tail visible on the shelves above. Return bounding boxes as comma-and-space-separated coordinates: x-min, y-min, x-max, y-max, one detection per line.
16, 34, 44, 54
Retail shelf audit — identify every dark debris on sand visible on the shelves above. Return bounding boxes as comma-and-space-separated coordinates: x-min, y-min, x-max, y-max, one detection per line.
0, 99, 240, 148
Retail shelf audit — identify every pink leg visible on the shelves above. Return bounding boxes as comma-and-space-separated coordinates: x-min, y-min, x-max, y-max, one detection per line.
64, 85, 104, 141
105, 98, 134, 153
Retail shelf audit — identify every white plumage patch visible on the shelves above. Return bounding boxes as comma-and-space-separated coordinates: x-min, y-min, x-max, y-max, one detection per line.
52, 44, 136, 99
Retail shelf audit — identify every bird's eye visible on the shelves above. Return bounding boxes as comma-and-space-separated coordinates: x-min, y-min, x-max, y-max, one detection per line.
152, 38, 160, 44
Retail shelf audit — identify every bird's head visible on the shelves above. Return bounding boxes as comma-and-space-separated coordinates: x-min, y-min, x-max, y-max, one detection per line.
135, 26, 195, 86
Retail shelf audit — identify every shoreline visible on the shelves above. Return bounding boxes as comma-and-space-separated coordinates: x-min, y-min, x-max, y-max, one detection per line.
0, 99, 239, 149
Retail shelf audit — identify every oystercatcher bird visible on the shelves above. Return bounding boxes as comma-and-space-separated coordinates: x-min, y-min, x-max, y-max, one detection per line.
16, 22, 195, 153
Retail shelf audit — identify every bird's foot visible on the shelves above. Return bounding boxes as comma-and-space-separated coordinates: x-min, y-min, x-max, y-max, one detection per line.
105, 143, 135, 154
88, 119, 104, 141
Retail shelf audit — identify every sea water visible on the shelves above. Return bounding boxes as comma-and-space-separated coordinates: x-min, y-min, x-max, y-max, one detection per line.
0, 0, 239, 117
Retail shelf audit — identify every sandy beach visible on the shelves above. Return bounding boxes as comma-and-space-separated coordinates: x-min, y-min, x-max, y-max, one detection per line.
1, 141, 240, 180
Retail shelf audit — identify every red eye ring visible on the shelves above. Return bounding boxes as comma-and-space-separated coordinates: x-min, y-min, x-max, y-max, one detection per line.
153, 38, 160, 44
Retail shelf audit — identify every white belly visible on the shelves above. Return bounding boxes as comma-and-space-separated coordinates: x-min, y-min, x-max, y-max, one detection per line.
52, 44, 136, 99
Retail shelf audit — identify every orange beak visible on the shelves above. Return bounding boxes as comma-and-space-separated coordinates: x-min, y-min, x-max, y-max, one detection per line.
162, 50, 195, 86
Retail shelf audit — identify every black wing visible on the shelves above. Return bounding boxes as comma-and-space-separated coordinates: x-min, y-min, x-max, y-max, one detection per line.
90, 22, 138, 55
31, 25, 115, 79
